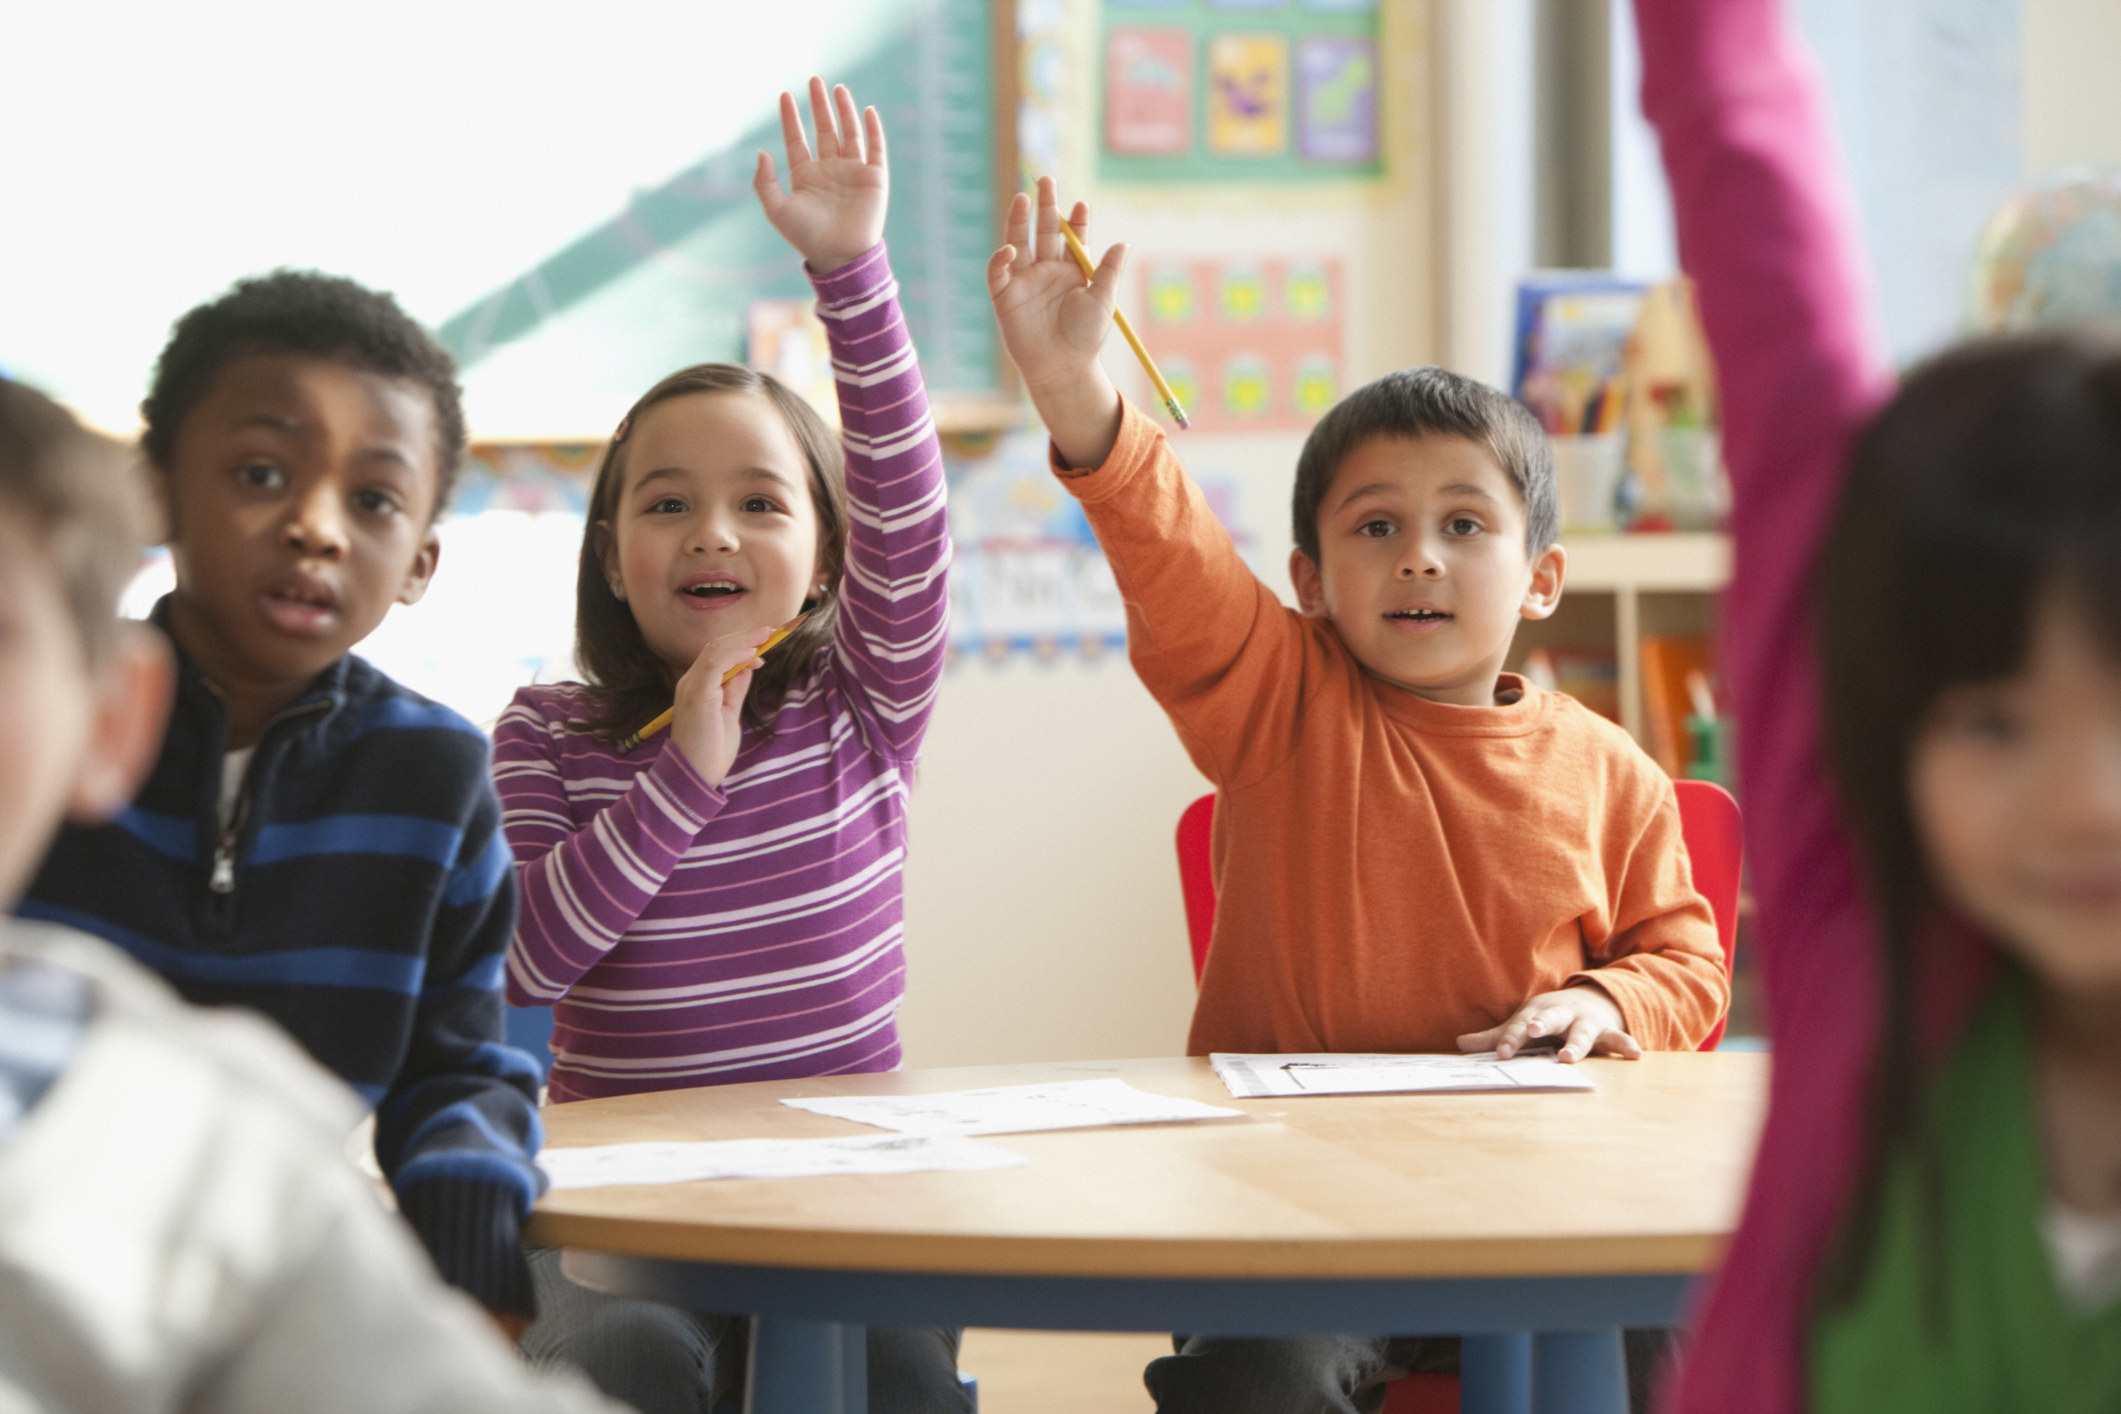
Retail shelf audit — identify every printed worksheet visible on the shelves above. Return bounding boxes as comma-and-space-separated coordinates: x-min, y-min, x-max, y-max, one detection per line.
1210, 1052, 1598, 1099
781, 1078, 1244, 1136
537, 1133, 1027, 1190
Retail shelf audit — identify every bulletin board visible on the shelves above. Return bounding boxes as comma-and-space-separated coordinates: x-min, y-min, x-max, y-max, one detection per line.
1101, 0, 1382, 182
437, 0, 1004, 409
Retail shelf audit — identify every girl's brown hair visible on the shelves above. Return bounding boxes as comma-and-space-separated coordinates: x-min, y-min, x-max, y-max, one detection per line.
572, 364, 848, 741
1814, 327, 2121, 1308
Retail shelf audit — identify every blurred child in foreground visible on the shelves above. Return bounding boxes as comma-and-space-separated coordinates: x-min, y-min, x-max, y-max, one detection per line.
1634, 0, 2121, 1407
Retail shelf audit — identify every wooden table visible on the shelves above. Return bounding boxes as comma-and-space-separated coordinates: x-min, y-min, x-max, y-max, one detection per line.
529, 1053, 1766, 1414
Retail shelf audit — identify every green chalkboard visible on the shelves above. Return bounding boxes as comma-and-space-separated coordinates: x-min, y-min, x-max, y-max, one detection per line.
439, 0, 999, 409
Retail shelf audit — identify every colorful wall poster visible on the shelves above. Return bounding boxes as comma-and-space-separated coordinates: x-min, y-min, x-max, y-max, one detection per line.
746, 299, 837, 424
1296, 36, 1377, 162
942, 431, 1259, 662
1206, 34, 1288, 155
1129, 256, 1345, 433
1105, 28, 1194, 156
1099, 0, 1382, 181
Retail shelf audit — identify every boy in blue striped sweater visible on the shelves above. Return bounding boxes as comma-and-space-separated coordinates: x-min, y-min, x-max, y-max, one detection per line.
18, 273, 546, 1335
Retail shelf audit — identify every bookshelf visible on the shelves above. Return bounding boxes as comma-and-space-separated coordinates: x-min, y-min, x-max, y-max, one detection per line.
1509, 532, 1731, 747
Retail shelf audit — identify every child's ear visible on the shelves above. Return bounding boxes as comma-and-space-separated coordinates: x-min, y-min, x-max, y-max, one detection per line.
1519, 541, 1566, 621
396, 528, 442, 607
1289, 547, 1328, 616
66, 624, 174, 825
594, 519, 626, 602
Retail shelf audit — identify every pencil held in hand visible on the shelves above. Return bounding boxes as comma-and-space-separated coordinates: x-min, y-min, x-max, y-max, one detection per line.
618, 615, 809, 752
1058, 219, 1191, 430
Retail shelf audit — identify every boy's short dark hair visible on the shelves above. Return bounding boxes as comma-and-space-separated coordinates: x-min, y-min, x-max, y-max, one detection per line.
0, 380, 151, 659
141, 271, 468, 513
1291, 367, 1557, 561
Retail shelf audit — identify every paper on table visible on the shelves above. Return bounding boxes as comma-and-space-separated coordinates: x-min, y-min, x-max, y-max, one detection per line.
781, 1078, 1244, 1137
538, 1133, 1026, 1190
1211, 1052, 1598, 1099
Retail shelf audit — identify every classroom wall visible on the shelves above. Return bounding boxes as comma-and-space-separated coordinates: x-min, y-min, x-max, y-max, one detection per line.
895, 0, 1440, 1068
2023, 0, 2121, 174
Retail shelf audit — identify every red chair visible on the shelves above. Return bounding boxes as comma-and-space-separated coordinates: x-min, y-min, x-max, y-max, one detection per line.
1173, 782, 1744, 1414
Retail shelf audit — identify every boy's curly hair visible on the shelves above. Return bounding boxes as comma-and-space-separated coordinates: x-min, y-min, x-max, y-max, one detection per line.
0, 380, 153, 660
141, 270, 468, 513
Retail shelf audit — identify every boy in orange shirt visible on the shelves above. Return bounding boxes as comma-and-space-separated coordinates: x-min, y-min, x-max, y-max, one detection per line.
988, 181, 1727, 1410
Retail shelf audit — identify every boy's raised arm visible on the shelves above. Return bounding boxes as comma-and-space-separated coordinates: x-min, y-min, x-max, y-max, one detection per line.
987, 180, 1129, 469
989, 180, 1310, 788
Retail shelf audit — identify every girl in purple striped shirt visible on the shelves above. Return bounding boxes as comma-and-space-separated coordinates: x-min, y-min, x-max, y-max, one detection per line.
497, 79, 964, 1414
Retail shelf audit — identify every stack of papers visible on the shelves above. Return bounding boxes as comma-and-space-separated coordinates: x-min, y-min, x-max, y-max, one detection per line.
782, 1078, 1244, 1136
1210, 1052, 1597, 1099
538, 1133, 1026, 1190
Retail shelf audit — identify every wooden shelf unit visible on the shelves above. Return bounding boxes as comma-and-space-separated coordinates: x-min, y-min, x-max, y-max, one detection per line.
1509, 532, 1731, 744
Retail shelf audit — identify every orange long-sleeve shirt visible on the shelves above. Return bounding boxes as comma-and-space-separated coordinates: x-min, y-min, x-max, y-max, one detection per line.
1061, 402, 1728, 1054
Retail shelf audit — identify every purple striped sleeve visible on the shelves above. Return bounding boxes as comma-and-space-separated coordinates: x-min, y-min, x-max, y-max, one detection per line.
493, 691, 727, 1005
809, 245, 952, 763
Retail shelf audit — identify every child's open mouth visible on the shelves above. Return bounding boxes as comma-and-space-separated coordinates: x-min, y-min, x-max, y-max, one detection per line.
678, 577, 746, 610
260, 576, 339, 636
1386, 608, 1453, 629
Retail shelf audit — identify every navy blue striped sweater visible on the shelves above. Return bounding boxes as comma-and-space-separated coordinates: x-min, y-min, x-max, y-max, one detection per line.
19, 600, 544, 1315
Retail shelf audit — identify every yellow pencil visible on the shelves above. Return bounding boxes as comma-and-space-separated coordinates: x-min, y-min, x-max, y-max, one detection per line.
617, 613, 808, 752
1058, 218, 1190, 430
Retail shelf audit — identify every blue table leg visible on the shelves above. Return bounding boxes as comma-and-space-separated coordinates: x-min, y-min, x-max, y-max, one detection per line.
1531, 1329, 1628, 1414
744, 1317, 866, 1414
1461, 1332, 1532, 1414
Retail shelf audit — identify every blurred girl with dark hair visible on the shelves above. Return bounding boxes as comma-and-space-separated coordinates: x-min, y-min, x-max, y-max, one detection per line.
1634, 0, 2121, 1410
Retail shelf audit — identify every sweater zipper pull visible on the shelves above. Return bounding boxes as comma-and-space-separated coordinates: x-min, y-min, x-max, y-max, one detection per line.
211, 832, 237, 894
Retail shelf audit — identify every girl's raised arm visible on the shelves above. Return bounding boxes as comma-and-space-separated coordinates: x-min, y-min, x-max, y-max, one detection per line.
755, 78, 948, 761
1633, 1, 1897, 1410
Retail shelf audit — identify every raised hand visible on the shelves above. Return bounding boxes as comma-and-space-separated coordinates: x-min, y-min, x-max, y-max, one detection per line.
987, 176, 1126, 468
754, 77, 888, 273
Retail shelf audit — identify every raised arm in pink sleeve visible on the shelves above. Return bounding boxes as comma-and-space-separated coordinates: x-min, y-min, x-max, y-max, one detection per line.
1632, 0, 1897, 1409
493, 694, 727, 1004
811, 245, 952, 763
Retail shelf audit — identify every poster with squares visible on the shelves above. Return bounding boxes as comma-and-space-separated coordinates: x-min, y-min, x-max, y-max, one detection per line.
1128, 256, 1345, 432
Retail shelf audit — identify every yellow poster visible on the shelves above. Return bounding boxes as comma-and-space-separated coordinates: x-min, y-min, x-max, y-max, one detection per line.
1206, 34, 1287, 156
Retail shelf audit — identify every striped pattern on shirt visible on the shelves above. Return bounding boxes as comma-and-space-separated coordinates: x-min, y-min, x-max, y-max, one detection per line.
495, 244, 949, 1104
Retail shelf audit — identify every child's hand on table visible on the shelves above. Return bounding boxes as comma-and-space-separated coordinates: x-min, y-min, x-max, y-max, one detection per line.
1458, 985, 1644, 1064
670, 625, 777, 787
987, 176, 1126, 470
754, 76, 888, 274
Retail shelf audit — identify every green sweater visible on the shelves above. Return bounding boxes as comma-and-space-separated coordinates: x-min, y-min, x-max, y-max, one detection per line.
1812, 979, 2121, 1411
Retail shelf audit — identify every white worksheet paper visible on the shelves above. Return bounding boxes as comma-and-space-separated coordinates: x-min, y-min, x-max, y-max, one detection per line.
538, 1134, 1027, 1190
780, 1078, 1244, 1136
1210, 1052, 1597, 1099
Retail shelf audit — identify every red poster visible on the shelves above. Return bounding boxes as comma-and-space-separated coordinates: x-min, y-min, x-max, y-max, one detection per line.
1131, 256, 1346, 434
1105, 29, 1193, 157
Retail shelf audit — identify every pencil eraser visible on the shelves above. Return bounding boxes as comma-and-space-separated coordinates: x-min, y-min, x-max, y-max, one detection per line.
1175, 413, 1191, 430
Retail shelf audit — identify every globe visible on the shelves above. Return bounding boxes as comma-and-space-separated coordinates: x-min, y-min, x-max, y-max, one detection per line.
1971, 167, 2121, 332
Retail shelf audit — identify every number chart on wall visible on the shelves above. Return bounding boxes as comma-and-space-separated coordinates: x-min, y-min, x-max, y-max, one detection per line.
1102, 0, 1381, 182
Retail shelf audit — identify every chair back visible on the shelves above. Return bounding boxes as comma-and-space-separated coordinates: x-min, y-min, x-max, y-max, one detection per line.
1175, 781, 1745, 1049
1176, 793, 1218, 982
1671, 778, 1743, 1050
